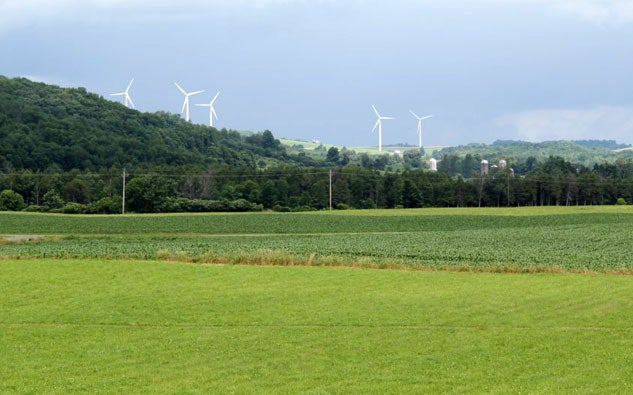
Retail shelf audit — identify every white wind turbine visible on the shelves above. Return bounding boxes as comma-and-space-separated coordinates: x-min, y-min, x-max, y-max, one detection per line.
195, 91, 220, 127
110, 79, 135, 108
175, 82, 204, 122
371, 105, 394, 152
409, 110, 434, 149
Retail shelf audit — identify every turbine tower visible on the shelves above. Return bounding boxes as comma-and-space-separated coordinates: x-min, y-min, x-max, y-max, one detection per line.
195, 91, 220, 127
371, 105, 394, 152
175, 82, 204, 122
409, 110, 434, 149
110, 79, 135, 108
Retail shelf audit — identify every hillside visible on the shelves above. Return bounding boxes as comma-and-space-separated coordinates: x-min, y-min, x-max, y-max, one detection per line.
0, 76, 303, 171
436, 139, 633, 168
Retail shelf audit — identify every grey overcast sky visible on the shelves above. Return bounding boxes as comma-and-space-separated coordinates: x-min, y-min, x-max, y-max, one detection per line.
1, 0, 633, 147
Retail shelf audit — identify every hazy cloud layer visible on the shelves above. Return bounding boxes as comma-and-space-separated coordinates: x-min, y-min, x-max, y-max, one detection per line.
549, 0, 633, 25
3, 0, 633, 34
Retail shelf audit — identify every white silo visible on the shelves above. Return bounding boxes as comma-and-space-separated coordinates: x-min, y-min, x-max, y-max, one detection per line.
499, 159, 507, 170
429, 158, 437, 171
481, 160, 489, 175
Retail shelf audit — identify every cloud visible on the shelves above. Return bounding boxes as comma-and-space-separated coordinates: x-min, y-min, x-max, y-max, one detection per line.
495, 106, 633, 143
485, 0, 633, 25
3, 0, 633, 36
0, 0, 316, 35
548, 0, 633, 26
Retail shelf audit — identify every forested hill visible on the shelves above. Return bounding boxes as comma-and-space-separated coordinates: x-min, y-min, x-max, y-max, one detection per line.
436, 139, 633, 168
0, 76, 302, 171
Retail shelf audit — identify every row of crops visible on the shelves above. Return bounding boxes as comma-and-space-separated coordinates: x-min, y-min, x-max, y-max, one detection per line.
2, 208, 633, 272
1, 207, 631, 235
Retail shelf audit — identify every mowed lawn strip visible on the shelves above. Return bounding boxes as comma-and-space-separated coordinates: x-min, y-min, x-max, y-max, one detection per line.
1, 259, 632, 393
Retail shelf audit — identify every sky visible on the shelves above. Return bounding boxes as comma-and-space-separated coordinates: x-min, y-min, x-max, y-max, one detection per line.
1, 0, 633, 148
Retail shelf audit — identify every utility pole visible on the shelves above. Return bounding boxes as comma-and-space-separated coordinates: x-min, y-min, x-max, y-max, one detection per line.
329, 169, 333, 211
122, 168, 126, 214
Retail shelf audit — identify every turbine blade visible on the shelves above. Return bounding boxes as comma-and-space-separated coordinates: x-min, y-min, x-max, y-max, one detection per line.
381, 116, 395, 120
126, 78, 134, 92
174, 82, 187, 95
372, 119, 380, 133
110, 92, 125, 96
212, 108, 218, 119
372, 105, 380, 117
127, 95, 135, 109
210, 91, 220, 105
409, 109, 421, 119
195, 104, 210, 107
420, 115, 434, 120
189, 90, 204, 96
181, 99, 187, 114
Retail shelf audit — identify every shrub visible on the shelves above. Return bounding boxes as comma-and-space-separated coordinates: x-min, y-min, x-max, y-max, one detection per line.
86, 196, 122, 214
189, 199, 227, 212
61, 202, 87, 214
229, 198, 256, 212
160, 197, 191, 213
0, 189, 26, 211
24, 205, 46, 212
616, 197, 627, 205
358, 198, 377, 209
43, 190, 64, 209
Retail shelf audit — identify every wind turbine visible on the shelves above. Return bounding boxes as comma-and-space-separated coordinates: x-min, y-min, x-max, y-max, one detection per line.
409, 110, 434, 149
175, 82, 204, 122
110, 79, 135, 108
371, 105, 394, 152
195, 91, 220, 127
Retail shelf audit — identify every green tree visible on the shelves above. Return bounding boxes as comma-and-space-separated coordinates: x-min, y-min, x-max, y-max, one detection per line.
401, 179, 423, 208
126, 176, 177, 213
403, 150, 422, 169
42, 189, 64, 209
0, 189, 25, 211
260, 180, 277, 208
326, 147, 340, 163
262, 130, 279, 149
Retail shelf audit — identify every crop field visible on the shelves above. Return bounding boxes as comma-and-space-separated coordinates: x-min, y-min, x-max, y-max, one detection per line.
1, 207, 633, 393
2, 206, 633, 272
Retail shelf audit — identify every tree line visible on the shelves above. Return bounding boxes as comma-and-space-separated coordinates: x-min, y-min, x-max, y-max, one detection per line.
1, 155, 632, 213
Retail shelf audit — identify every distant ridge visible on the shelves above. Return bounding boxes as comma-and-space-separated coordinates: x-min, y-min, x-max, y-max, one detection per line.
493, 139, 631, 150
436, 140, 633, 167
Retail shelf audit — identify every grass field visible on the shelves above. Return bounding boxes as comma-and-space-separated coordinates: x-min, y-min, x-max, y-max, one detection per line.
1, 207, 632, 393
1, 259, 632, 393
278, 137, 448, 157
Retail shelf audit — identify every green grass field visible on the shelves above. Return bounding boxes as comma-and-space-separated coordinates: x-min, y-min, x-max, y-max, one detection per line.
278, 137, 448, 157
1, 207, 632, 393
2, 259, 632, 393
